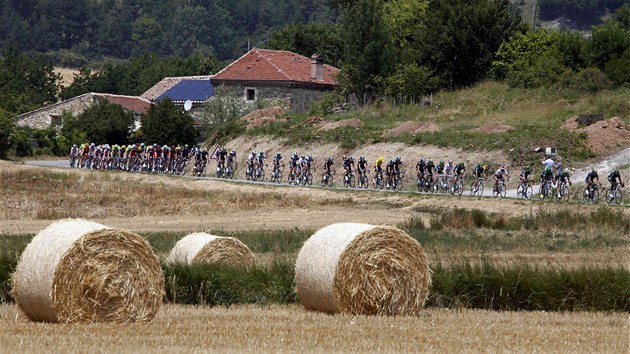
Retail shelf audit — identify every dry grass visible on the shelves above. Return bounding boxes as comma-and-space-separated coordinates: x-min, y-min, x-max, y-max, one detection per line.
0, 303, 626, 353
0, 166, 355, 220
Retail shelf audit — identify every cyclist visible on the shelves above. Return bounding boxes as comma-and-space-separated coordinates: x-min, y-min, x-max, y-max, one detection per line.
556, 170, 572, 198
70, 144, 79, 167
425, 159, 435, 184
182, 145, 190, 160
256, 151, 266, 173
519, 166, 532, 185
454, 162, 466, 182
343, 155, 355, 176
444, 160, 454, 181
585, 168, 600, 199
273, 152, 283, 169
288, 152, 298, 176
416, 158, 426, 180
539, 167, 554, 198
305, 154, 315, 172
607, 169, 624, 194
343, 156, 355, 184
374, 156, 384, 182
493, 165, 509, 192
554, 157, 564, 183
472, 163, 486, 191
357, 156, 368, 177
385, 159, 396, 189
393, 156, 403, 181
246, 150, 257, 173
322, 156, 334, 180
436, 160, 445, 176
217, 145, 227, 170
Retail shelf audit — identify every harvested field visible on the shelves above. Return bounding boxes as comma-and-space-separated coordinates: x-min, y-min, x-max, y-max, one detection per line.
0, 304, 626, 353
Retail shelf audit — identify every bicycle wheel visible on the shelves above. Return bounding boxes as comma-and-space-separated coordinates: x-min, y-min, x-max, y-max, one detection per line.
517, 184, 524, 199
500, 184, 506, 198
417, 178, 423, 192
246, 167, 251, 180
478, 182, 484, 197
591, 188, 599, 203
582, 188, 591, 203
457, 181, 463, 196
613, 189, 622, 204
525, 185, 533, 200
561, 185, 569, 202
493, 184, 500, 198
470, 181, 478, 196
350, 175, 356, 188
278, 170, 284, 184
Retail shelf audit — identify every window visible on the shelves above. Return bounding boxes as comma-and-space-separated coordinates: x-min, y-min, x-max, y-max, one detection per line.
245, 88, 256, 101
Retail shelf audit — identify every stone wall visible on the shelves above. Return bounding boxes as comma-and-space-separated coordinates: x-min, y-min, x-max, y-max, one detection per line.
213, 85, 330, 112
15, 94, 95, 130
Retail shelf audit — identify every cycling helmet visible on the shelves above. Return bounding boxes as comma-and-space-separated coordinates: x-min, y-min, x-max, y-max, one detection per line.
231, 149, 236, 154
342, 155, 346, 160
448, 160, 453, 164
185, 144, 189, 148
276, 152, 281, 157
419, 158, 425, 163
72, 144, 77, 147
307, 154, 312, 160
428, 159, 433, 163
328, 156, 333, 162
439, 160, 444, 164
396, 156, 401, 161
121, 145, 126, 149
91, 143, 95, 146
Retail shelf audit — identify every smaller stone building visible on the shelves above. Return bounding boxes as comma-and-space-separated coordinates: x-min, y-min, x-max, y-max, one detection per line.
210, 48, 340, 112
15, 93, 151, 130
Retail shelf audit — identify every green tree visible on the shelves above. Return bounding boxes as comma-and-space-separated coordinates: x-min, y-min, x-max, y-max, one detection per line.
131, 15, 164, 56
70, 100, 135, 144
493, 29, 561, 80
384, 63, 440, 100
506, 47, 566, 88
383, 0, 429, 64
0, 48, 61, 114
142, 99, 195, 146
335, 0, 393, 105
0, 110, 14, 159
267, 22, 343, 67
420, 0, 521, 88
588, 21, 630, 69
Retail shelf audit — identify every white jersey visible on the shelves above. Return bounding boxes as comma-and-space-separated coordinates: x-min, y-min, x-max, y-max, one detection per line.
542, 158, 554, 171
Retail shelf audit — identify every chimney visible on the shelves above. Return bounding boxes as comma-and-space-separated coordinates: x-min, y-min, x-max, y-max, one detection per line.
310, 54, 324, 81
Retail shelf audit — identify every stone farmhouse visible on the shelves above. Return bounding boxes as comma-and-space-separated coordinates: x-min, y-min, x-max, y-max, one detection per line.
210, 48, 339, 112
15, 93, 151, 130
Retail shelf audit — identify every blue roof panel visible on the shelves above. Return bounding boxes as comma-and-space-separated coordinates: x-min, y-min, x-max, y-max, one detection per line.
157, 79, 214, 102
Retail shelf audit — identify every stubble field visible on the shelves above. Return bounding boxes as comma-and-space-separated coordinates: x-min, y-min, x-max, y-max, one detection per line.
0, 160, 628, 352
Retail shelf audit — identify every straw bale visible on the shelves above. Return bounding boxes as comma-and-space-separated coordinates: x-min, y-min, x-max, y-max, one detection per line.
167, 232, 255, 268
295, 223, 431, 316
12, 219, 164, 323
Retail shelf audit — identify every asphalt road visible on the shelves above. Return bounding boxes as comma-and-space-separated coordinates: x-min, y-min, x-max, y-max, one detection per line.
25, 149, 630, 204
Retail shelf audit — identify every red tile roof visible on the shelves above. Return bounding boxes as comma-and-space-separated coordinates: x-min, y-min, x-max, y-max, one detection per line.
94, 94, 152, 115
212, 48, 339, 86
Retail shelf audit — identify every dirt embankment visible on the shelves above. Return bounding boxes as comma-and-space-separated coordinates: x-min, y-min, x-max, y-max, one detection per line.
223, 135, 511, 180
561, 116, 629, 155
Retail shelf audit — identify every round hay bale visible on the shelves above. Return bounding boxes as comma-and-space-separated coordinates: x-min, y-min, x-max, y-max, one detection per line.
295, 223, 431, 316
167, 232, 255, 268
12, 219, 164, 323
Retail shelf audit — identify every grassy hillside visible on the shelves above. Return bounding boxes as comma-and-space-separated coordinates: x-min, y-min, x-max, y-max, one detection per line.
242, 82, 630, 167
